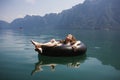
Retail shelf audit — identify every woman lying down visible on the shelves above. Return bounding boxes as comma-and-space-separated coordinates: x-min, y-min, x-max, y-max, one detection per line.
31, 34, 81, 53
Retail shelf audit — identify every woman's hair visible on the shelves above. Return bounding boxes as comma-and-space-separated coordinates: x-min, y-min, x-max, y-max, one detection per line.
60, 34, 77, 45
69, 34, 77, 45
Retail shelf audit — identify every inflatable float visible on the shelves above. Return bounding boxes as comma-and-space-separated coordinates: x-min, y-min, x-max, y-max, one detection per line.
31, 40, 87, 56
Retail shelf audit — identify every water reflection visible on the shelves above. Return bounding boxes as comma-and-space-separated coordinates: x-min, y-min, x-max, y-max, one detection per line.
31, 54, 86, 75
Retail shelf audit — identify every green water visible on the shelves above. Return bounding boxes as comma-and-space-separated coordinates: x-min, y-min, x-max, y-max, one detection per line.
0, 29, 120, 80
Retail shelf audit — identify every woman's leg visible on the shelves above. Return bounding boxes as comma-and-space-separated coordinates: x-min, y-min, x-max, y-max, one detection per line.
42, 39, 59, 47
31, 40, 58, 53
31, 40, 43, 53
31, 40, 42, 48
31, 40, 57, 48
42, 42, 56, 47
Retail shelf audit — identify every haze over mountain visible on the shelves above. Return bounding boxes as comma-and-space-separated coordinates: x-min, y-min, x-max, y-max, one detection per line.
0, 0, 120, 30
0, 20, 10, 29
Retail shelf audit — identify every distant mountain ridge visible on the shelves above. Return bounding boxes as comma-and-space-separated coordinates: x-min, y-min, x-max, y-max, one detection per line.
0, 20, 10, 29
0, 0, 120, 30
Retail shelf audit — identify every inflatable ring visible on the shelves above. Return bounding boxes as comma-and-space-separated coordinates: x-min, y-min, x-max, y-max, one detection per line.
36, 42, 87, 56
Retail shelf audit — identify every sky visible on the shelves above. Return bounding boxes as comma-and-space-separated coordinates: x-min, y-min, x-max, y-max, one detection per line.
0, 0, 85, 23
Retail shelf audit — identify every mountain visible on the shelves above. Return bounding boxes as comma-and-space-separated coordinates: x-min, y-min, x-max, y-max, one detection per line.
10, 15, 46, 31
1, 0, 120, 30
0, 20, 10, 29
57, 0, 120, 30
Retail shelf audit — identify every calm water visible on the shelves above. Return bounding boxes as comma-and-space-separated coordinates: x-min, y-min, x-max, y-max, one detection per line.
0, 29, 120, 80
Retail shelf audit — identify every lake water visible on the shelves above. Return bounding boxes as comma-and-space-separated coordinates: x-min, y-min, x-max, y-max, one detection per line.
0, 29, 120, 80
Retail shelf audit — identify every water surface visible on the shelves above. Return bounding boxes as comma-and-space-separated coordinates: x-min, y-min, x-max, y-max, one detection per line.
0, 29, 120, 80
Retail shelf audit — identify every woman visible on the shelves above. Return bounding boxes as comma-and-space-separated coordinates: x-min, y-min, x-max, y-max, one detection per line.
31, 34, 80, 53
59, 34, 77, 45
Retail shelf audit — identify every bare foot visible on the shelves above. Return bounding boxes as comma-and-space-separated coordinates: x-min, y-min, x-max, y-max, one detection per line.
31, 40, 37, 45
31, 40, 41, 49
38, 48, 43, 53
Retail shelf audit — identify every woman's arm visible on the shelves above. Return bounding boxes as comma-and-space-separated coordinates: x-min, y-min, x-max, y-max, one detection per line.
72, 41, 81, 51
72, 41, 81, 47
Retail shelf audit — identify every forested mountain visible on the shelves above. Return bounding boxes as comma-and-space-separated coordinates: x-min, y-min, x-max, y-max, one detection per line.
57, 0, 120, 30
0, 0, 120, 30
